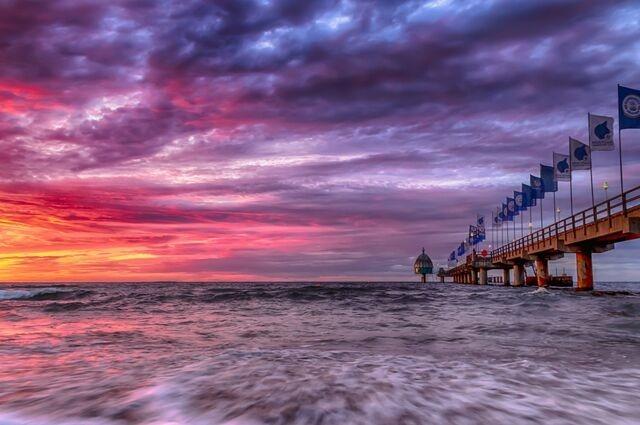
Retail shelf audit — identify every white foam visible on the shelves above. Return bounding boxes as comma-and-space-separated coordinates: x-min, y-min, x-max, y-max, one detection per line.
105, 350, 640, 425
0, 288, 59, 300
528, 287, 551, 295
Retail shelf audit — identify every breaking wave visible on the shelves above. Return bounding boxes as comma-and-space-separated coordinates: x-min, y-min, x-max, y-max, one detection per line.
0, 288, 94, 301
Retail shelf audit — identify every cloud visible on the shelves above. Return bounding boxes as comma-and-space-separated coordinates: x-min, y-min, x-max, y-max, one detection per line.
0, 0, 639, 281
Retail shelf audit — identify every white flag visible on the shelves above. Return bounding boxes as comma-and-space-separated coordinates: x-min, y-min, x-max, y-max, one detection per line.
570, 137, 591, 171
589, 113, 615, 151
553, 152, 571, 181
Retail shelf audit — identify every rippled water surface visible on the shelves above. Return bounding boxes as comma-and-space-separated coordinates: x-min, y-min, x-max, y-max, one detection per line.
1, 282, 639, 424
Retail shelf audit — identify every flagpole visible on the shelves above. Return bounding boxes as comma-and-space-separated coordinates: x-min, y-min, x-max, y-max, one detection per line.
539, 197, 543, 229
553, 192, 557, 223
512, 215, 515, 242
506, 215, 509, 243
570, 174, 574, 216
618, 84, 625, 194
491, 214, 494, 251
520, 212, 523, 238
529, 205, 532, 234
588, 113, 595, 207
568, 137, 574, 216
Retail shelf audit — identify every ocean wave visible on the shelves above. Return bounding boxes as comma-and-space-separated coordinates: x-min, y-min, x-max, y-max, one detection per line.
3, 350, 638, 425
124, 351, 640, 425
0, 288, 94, 302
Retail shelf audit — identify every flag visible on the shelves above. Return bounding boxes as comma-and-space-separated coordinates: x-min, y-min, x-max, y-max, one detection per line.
522, 184, 536, 207
457, 243, 465, 257
502, 203, 511, 221
618, 85, 640, 129
493, 209, 502, 227
540, 164, 558, 192
448, 251, 456, 262
476, 214, 485, 242
514, 190, 526, 212
570, 137, 591, 170
530, 175, 544, 199
553, 152, 571, 181
468, 225, 476, 245
507, 197, 517, 217
589, 114, 614, 151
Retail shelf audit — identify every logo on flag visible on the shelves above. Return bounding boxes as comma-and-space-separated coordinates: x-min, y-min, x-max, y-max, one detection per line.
507, 197, 517, 216
618, 85, 640, 129
502, 203, 510, 221
622, 95, 640, 118
570, 137, 591, 171
553, 152, 571, 181
530, 175, 544, 199
522, 184, 536, 207
589, 114, 614, 151
514, 191, 525, 211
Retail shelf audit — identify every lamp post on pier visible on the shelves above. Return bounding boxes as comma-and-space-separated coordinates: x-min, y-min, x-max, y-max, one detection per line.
602, 181, 609, 201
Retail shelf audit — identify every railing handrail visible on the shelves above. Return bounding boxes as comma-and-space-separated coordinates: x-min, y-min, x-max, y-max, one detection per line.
489, 184, 640, 260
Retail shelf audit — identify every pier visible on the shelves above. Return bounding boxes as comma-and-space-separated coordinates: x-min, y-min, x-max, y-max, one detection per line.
444, 185, 640, 290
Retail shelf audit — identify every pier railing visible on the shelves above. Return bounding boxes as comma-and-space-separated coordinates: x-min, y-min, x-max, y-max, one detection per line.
491, 184, 640, 259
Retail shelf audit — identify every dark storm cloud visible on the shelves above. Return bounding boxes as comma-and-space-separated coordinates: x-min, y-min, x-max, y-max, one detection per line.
1, 0, 639, 279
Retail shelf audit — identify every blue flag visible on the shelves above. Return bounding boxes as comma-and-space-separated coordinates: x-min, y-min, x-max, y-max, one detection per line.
514, 191, 526, 212
618, 85, 640, 129
469, 225, 478, 245
502, 203, 511, 221
457, 243, 465, 257
448, 251, 456, 261
507, 197, 517, 217
522, 184, 536, 207
540, 164, 558, 192
493, 210, 502, 227
530, 175, 544, 199
476, 214, 485, 241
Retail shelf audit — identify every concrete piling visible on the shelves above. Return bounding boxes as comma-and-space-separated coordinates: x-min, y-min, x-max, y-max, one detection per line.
576, 250, 593, 291
535, 258, 549, 287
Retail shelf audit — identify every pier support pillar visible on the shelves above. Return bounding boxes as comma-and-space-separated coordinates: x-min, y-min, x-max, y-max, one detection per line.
502, 268, 511, 286
470, 269, 478, 285
535, 258, 549, 287
479, 268, 487, 285
513, 264, 524, 287
576, 250, 594, 291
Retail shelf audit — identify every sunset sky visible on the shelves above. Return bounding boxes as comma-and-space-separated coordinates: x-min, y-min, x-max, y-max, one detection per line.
1, 0, 640, 282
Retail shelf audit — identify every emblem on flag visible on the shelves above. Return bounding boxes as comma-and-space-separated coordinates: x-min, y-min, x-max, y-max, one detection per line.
570, 137, 591, 171
618, 85, 640, 129
514, 192, 524, 209
553, 152, 570, 181
589, 114, 614, 151
507, 197, 517, 216
622, 95, 640, 118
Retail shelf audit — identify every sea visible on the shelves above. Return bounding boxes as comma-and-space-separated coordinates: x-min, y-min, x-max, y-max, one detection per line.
0, 281, 639, 425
